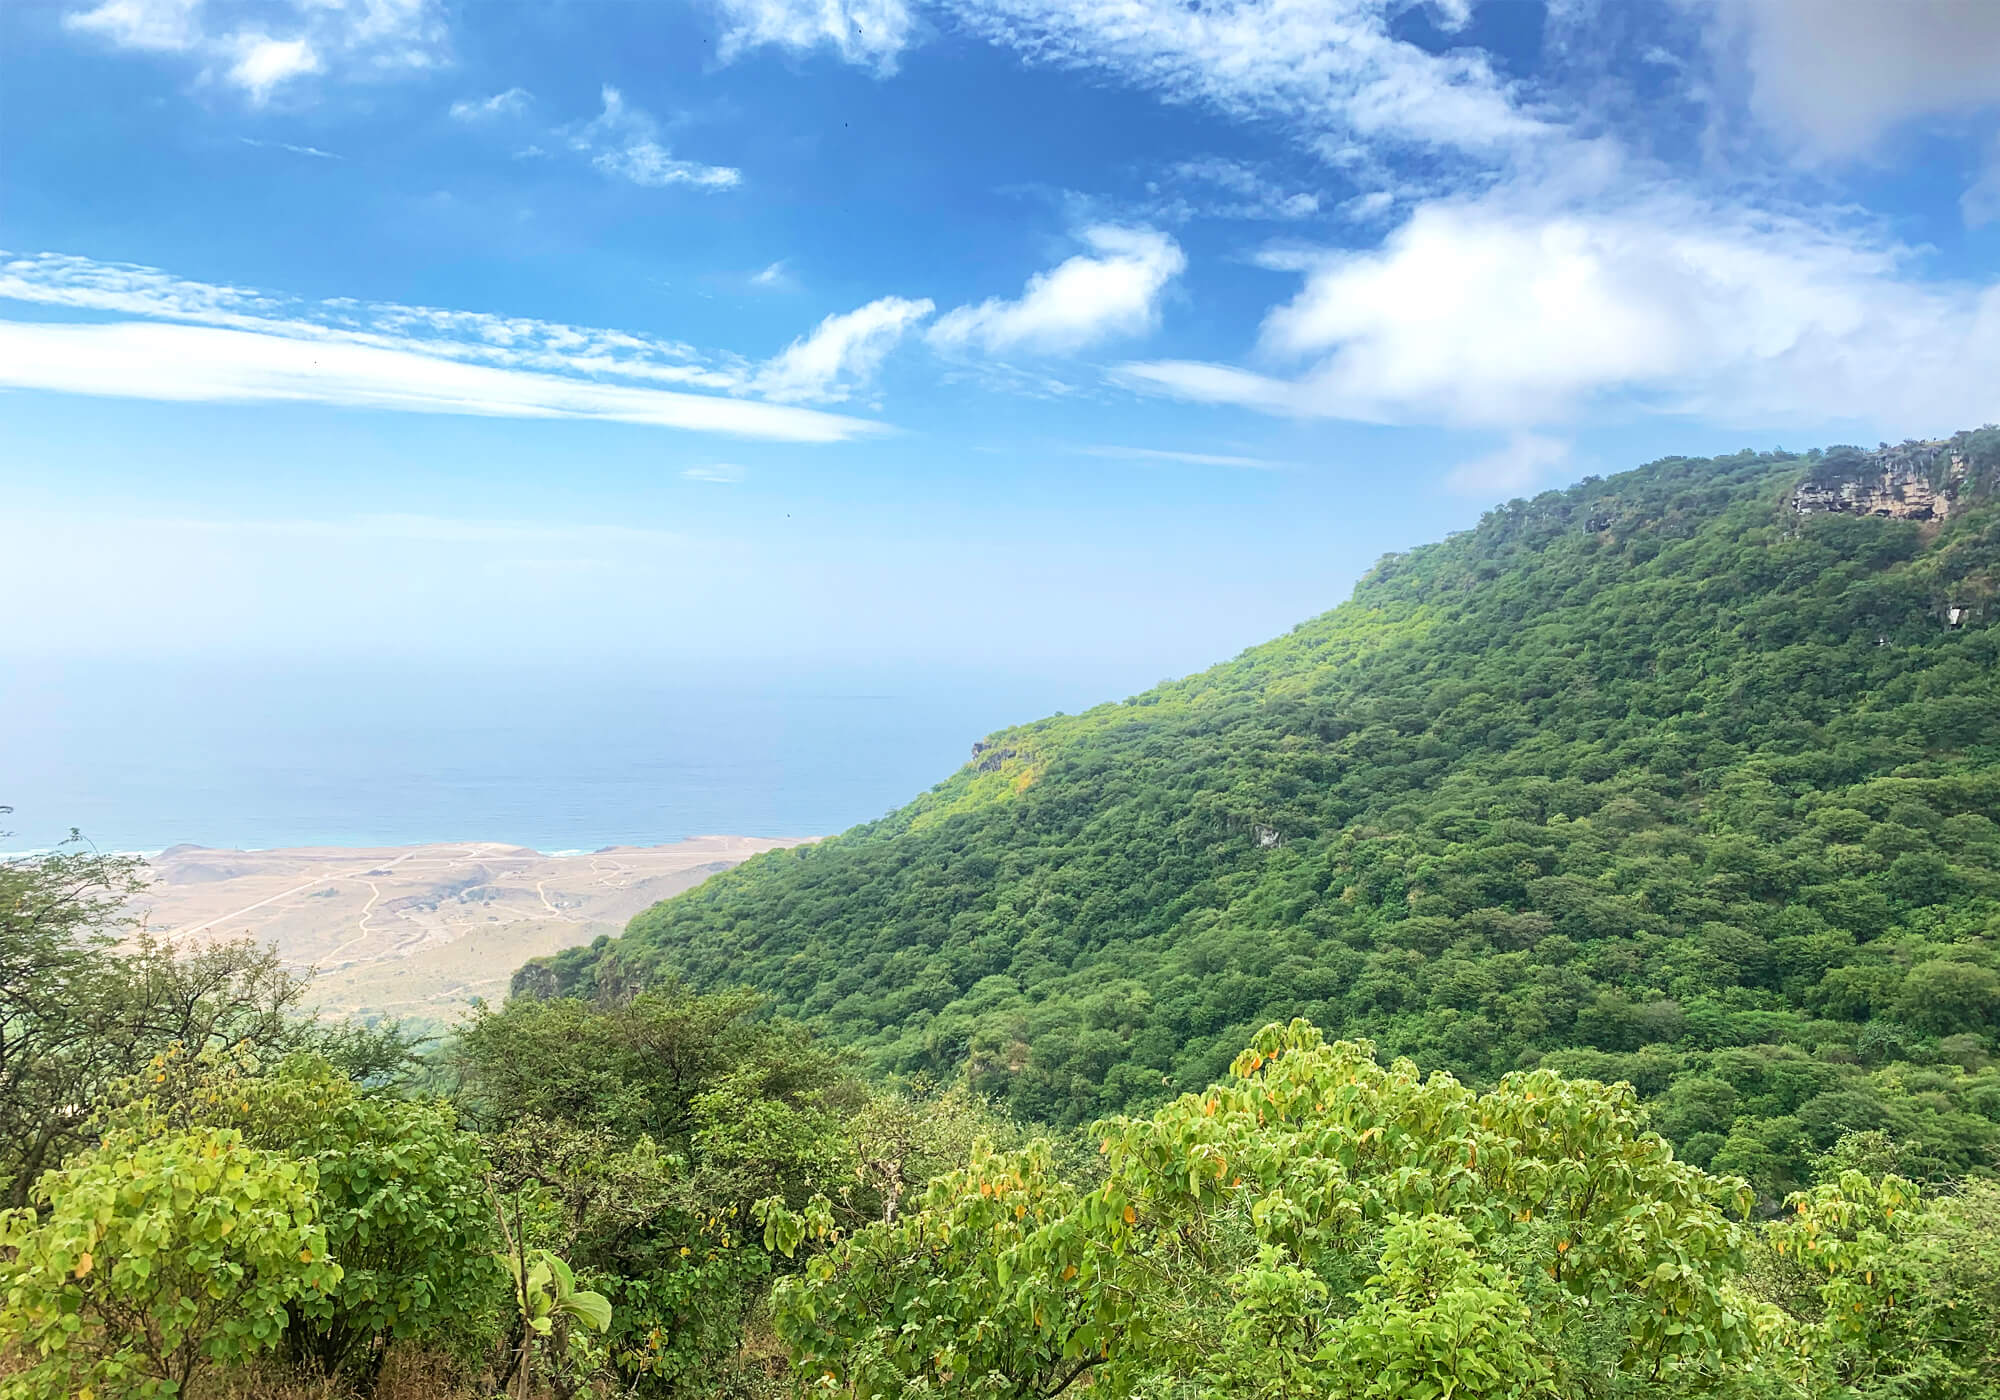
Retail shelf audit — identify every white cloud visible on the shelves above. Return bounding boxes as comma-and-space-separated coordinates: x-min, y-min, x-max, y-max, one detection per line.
64, 0, 445, 102
945, 0, 1550, 170
66, 0, 201, 50
751, 259, 793, 289
1702, 0, 2000, 159
0, 320, 879, 441
1445, 434, 1571, 496
712, 0, 915, 77
239, 137, 341, 159
0, 250, 749, 389
754, 296, 934, 403
1119, 191, 2000, 432
0, 251, 906, 441
1341, 190, 1396, 222
449, 87, 531, 122
683, 463, 746, 482
595, 145, 743, 190
1167, 158, 1320, 221
1081, 445, 1290, 469
227, 34, 320, 101
569, 87, 741, 191
929, 226, 1184, 356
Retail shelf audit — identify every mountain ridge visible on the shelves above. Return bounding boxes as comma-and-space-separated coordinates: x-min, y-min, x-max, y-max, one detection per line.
522, 428, 2000, 1195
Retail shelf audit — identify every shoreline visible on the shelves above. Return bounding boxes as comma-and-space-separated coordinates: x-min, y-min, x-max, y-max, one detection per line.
119, 835, 812, 1020
3, 832, 819, 861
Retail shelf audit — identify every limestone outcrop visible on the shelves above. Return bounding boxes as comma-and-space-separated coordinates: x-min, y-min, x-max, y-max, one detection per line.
1792, 439, 1975, 521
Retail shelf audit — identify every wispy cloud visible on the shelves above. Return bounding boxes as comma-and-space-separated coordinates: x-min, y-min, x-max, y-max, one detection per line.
1163, 158, 1320, 221
568, 87, 740, 191
0, 320, 878, 440
1966, 136, 2000, 229
929, 226, 1184, 356
683, 463, 746, 483
944, 0, 1550, 177
1445, 434, 1571, 496
64, 0, 446, 103
712, 0, 915, 77
449, 87, 531, 122
239, 136, 341, 159
0, 250, 748, 388
755, 296, 934, 403
750, 259, 794, 290
0, 251, 893, 441
1080, 445, 1291, 469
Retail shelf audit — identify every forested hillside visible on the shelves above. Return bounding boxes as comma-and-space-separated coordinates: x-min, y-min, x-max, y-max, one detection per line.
527, 429, 2000, 1198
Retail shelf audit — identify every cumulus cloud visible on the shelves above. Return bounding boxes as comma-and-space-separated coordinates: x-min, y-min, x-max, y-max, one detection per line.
226, 33, 320, 100
1702, 0, 2000, 159
711, 0, 915, 76
929, 226, 1184, 356
1445, 434, 1572, 496
64, 0, 444, 102
0, 251, 893, 441
1120, 191, 2000, 433
754, 296, 935, 403
569, 87, 741, 190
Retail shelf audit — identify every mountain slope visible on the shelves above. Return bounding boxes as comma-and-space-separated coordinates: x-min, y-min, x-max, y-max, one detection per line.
523, 430, 2000, 1193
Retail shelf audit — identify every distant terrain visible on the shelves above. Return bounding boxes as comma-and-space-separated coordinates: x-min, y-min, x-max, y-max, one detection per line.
135, 836, 810, 1021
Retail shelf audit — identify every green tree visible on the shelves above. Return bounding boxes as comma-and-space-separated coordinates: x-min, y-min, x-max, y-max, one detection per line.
456, 987, 862, 1396
0, 1123, 338, 1400
231, 1054, 502, 1387
0, 830, 358, 1208
766, 1020, 1778, 1399
1758, 1172, 2000, 1398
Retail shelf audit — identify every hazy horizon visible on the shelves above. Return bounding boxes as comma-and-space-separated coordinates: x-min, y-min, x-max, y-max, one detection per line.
0, 653, 1183, 852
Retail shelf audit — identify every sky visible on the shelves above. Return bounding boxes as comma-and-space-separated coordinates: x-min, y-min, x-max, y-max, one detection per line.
3, 0, 1999, 674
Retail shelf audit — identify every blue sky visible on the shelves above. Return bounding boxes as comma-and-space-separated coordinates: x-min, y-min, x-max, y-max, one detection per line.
3, 0, 1998, 674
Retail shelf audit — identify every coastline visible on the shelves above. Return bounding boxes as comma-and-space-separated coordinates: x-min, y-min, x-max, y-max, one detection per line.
124, 834, 813, 1022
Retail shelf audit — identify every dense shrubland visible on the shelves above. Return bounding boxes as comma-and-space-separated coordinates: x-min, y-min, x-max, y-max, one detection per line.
9, 432, 2000, 1395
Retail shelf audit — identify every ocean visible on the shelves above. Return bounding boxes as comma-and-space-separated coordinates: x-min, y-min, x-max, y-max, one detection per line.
0, 656, 1167, 853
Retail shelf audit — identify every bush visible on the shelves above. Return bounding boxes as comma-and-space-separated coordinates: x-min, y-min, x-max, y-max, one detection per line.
0, 1125, 337, 1400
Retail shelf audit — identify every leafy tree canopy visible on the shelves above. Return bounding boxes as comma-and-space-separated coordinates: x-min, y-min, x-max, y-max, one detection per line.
528, 430, 2000, 1200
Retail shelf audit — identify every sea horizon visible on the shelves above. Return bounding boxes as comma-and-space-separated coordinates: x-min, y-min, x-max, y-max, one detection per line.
1, 653, 1175, 855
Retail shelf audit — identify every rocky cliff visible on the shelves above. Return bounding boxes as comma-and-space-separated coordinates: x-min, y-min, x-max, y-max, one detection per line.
1792, 431, 1997, 521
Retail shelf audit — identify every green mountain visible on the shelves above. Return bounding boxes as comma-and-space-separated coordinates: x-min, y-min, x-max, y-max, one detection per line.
524, 429, 2000, 1195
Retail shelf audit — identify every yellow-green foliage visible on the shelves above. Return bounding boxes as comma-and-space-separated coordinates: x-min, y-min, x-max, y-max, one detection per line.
0, 1124, 337, 1400
764, 1020, 1779, 1398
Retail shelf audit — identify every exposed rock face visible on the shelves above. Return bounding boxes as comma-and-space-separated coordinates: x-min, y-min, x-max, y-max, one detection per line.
1792, 440, 1971, 521
970, 740, 1020, 773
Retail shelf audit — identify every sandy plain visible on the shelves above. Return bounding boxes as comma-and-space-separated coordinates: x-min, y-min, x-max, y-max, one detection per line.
132, 836, 810, 1023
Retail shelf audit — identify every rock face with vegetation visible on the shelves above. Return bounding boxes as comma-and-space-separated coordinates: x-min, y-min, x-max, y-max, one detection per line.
1792, 437, 1987, 523
528, 426, 2000, 1199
